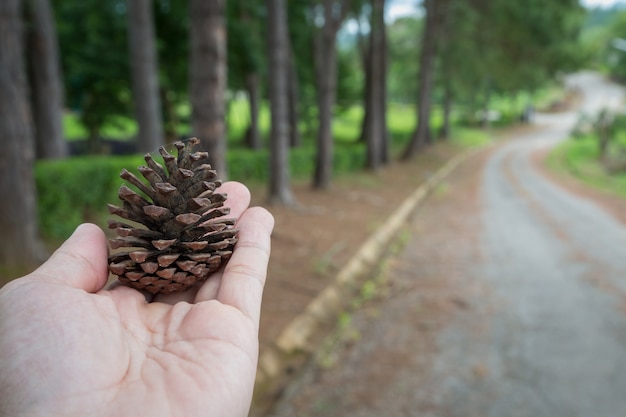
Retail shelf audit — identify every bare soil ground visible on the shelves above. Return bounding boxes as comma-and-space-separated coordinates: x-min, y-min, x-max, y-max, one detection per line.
249, 142, 466, 351
247, 128, 530, 414
264, 139, 493, 417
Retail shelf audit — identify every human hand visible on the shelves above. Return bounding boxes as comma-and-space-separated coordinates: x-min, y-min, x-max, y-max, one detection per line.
0, 182, 274, 417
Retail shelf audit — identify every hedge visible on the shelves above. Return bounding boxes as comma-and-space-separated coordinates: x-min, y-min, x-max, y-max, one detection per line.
35, 143, 366, 240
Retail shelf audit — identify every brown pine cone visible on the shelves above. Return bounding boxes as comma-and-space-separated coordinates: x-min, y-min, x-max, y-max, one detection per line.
107, 138, 238, 295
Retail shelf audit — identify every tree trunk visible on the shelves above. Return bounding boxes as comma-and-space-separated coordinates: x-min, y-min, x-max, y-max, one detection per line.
0, 0, 47, 267
127, 0, 164, 153
380, 9, 390, 165
244, 72, 261, 150
402, 0, 440, 160
25, 0, 66, 160
313, 26, 336, 189
189, 0, 227, 178
363, 0, 387, 170
267, 0, 294, 204
312, 0, 350, 189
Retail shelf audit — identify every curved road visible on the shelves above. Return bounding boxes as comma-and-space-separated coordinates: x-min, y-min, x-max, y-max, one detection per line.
476, 73, 626, 416
267, 73, 626, 417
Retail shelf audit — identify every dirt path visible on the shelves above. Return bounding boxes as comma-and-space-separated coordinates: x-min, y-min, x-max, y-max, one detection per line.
265, 73, 626, 416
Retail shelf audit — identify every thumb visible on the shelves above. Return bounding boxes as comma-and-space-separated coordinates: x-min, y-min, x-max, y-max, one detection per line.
32, 223, 109, 293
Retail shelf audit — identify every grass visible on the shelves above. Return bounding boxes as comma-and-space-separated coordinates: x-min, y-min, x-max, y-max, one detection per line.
453, 127, 493, 148
547, 134, 626, 200
61, 98, 464, 147
63, 112, 89, 140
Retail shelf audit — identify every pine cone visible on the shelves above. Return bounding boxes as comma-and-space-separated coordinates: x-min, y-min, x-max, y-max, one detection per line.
107, 138, 238, 295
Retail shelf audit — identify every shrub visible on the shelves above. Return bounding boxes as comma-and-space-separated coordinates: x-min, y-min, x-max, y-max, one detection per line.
35, 143, 367, 240
36, 155, 143, 239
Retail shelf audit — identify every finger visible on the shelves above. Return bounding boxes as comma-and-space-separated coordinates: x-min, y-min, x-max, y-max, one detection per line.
193, 270, 223, 301
32, 223, 109, 293
209, 207, 274, 327
152, 182, 251, 305
218, 181, 251, 219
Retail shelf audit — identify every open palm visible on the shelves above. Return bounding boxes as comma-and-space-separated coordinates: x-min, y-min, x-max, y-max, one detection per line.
0, 182, 274, 417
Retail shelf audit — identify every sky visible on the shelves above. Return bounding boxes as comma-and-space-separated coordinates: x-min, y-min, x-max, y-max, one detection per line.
581, 0, 624, 7
386, 0, 626, 20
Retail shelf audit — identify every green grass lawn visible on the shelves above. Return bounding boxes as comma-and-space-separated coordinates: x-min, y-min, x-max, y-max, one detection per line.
548, 134, 626, 200
62, 98, 460, 146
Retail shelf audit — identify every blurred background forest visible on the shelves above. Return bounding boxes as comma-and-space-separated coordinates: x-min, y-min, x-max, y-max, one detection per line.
0, 0, 625, 271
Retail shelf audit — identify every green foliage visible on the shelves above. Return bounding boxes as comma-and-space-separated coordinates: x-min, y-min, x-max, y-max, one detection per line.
548, 134, 626, 199
387, 16, 421, 103
453, 128, 493, 148
35, 143, 364, 240
53, 0, 132, 139
603, 10, 626, 81
227, 0, 266, 90
438, 0, 586, 113
35, 155, 143, 239
336, 47, 365, 110
154, 0, 189, 94
63, 112, 89, 141
486, 0, 587, 90
153, 0, 189, 138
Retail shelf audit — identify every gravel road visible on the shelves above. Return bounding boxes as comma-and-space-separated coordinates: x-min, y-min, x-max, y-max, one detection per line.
266, 72, 626, 417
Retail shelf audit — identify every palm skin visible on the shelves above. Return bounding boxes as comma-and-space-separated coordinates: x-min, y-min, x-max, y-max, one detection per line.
0, 182, 274, 417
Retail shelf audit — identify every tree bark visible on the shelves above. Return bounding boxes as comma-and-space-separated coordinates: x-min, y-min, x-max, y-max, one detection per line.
402, 0, 441, 160
363, 0, 388, 170
313, 27, 336, 189
312, 0, 350, 189
0, 0, 47, 267
127, 0, 164, 153
267, 0, 294, 204
189, 0, 227, 177
25, 0, 66, 159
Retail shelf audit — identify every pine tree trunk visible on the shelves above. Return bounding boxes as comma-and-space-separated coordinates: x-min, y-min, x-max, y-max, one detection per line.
127, 0, 164, 153
312, 0, 349, 189
364, 0, 387, 170
402, 0, 439, 160
190, 0, 227, 177
25, 0, 66, 160
267, 0, 294, 204
380, 10, 390, 165
0, 0, 47, 267
313, 24, 337, 189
